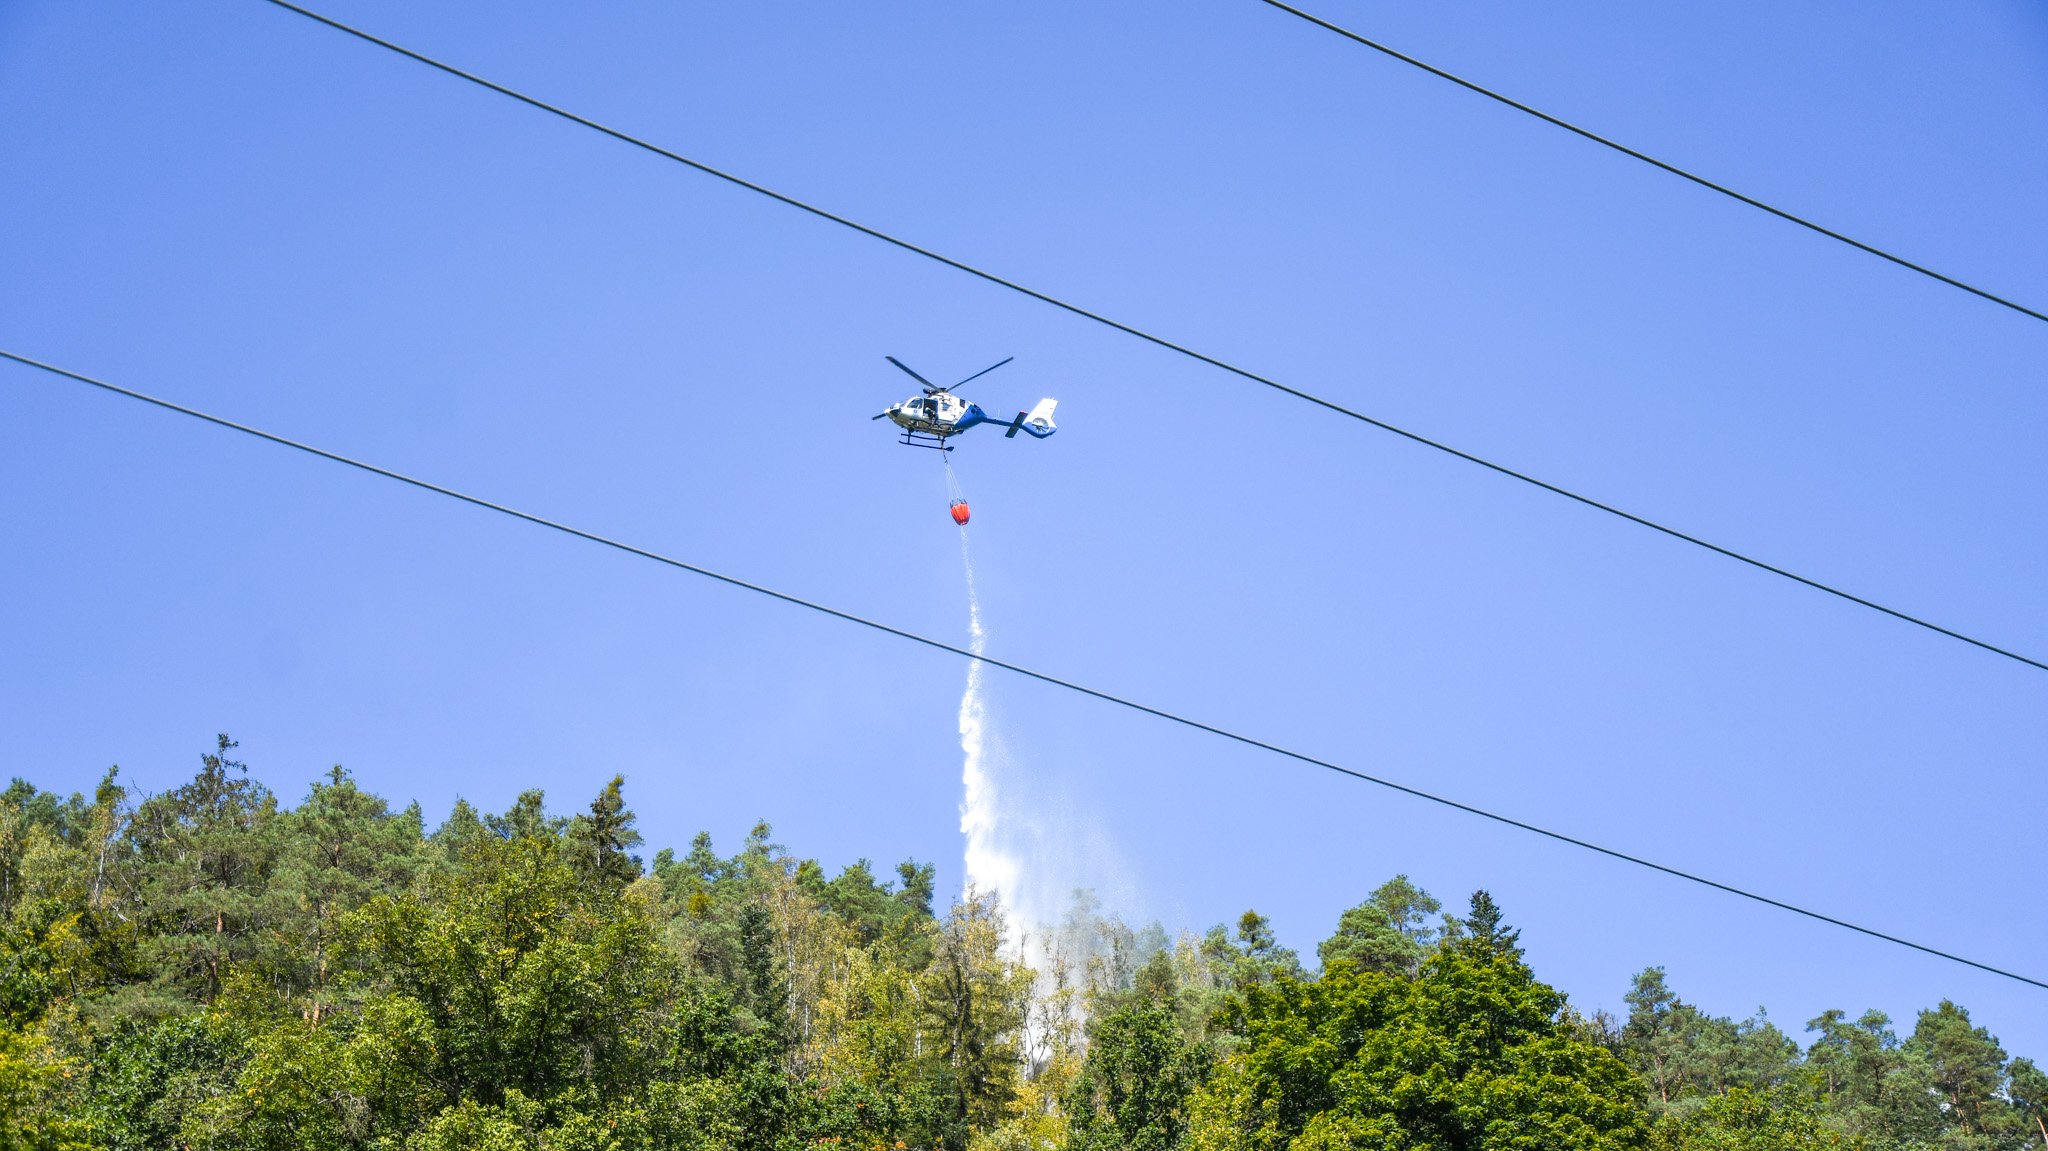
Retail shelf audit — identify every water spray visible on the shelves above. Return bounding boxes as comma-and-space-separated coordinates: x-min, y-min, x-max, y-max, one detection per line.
957, 532, 1020, 913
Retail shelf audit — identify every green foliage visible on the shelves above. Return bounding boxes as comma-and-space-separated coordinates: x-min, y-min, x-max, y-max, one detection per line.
76, 1013, 241, 1150
124, 735, 285, 1003
0, 1025, 86, 1151
1648, 1088, 1864, 1150
1, 740, 2040, 1151
922, 891, 1033, 1145
1188, 893, 1647, 1151
1623, 967, 1799, 1105
430, 797, 488, 864
0, 772, 129, 1028
1316, 874, 1446, 978
1196, 910, 1304, 1000
270, 766, 431, 1017
337, 828, 682, 1110
2009, 1058, 2048, 1150
1906, 1000, 2015, 1143
564, 774, 644, 891
1463, 888, 1521, 958
1805, 1008, 1943, 1146
1066, 998, 1209, 1151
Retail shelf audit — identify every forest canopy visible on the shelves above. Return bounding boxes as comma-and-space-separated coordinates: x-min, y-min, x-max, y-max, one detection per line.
0, 737, 2039, 1150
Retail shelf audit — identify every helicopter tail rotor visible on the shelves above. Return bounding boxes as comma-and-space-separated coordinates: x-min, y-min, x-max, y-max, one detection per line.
1005, 398, 1057, 439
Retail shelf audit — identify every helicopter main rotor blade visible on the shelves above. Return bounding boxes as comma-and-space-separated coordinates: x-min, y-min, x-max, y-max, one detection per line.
871, 412, 890, 420
885, 356, 941, 394
950, 355, 1014, 390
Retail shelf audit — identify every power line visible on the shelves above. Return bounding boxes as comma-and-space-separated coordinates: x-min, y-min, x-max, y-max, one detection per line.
4, 346, 2040, 991
1253, 0, 2048, 328
251, 0, 2048, 678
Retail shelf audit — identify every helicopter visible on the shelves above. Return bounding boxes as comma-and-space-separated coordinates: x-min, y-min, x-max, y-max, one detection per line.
871, 355, 1057, 451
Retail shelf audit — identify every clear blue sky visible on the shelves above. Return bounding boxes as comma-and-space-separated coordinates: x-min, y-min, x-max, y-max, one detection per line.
4, 0, 2045, 1057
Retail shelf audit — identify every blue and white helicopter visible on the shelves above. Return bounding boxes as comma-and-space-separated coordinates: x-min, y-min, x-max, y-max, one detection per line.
872, 356, 1057, 451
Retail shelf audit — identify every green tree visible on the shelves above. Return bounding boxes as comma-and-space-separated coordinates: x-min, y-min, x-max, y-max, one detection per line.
0, 822, 94, 1027
735, 901, 792, 1057
806, 934, 952, 1147
268, 766, 428, 1018
124, 736, 283, 1003
819, 858, 895, 947
484, 789, 560, 842
564, 774, 642, 891
0, 1025, 86, 1151
923, 890, 1032, 1149
1905, 1000, 2019, 1145
9, 743, 2048, 1151
1625, 967, 1685, 1104
339, 828, 677, 1107
1464, 889, 1521, 959
897, 858, 937, 920
2009, 1058, 2048, 1149
0, 780, 90, 920
428, 796, 488, 866
1623, 968, 1797, 1106
1805, 1008, 1940, 1147
76, 1014, 241, 1150
1188, 893, 1646, 1151
1316, 874, 1444, 978
175, 994, 442, 1151
1066, 997, 1208, 1151
1648, 1087, 1864, 1150
1200, 911, 1302, 993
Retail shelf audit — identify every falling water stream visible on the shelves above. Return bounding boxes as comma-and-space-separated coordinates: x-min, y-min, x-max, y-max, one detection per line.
956, 530, 1020, 910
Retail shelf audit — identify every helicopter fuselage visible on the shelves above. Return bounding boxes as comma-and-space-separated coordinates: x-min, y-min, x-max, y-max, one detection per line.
870, 355, 1057, 449
883, 392, 993, 439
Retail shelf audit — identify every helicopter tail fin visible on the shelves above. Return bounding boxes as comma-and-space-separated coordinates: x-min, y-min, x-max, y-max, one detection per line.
1006, 398, 1057, 439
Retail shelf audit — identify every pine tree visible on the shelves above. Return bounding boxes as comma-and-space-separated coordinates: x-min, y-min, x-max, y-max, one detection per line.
1462, 889, 1522, 959
566, 774, 643, 889
2010, 1057, 2048, 1148
1907, 1000, 2017, 1141
1624, 967, 1682, 1103
270, 765, 428, 1019
484, 788, 559, 841
125, 734, 282, 1002
429, 797, 487, 864
1317, 874, 1443, 977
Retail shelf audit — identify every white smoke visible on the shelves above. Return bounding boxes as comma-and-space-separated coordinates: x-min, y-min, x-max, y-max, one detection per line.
957, 531, 1022, 922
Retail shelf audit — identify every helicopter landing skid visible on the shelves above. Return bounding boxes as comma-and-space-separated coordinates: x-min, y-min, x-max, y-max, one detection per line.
898, 430, 954, 451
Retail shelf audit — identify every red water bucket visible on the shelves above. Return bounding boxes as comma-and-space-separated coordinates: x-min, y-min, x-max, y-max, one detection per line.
949, 499, 970, 526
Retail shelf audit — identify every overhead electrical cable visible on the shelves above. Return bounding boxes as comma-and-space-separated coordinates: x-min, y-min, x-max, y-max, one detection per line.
252, 0, 2048, 678
1253, 0, 2048, 328
3, 346, 2043, 992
